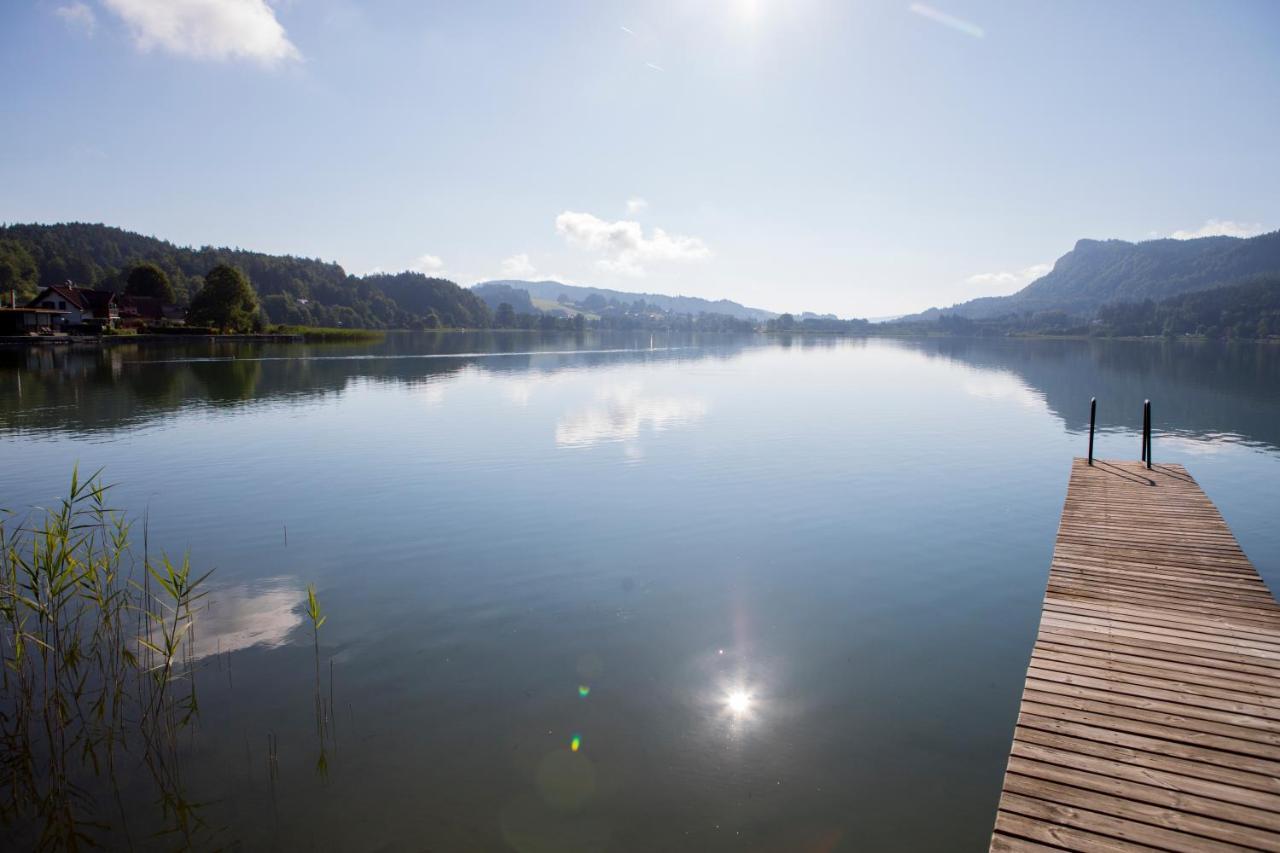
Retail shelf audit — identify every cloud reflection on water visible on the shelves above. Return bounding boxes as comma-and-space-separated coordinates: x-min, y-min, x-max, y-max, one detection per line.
959, 369, 1047, 414
191, 579, 305, 660
555, 384, 708, 451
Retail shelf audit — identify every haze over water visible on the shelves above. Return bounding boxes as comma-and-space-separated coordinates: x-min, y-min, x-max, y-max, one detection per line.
3, 333, 1279, 850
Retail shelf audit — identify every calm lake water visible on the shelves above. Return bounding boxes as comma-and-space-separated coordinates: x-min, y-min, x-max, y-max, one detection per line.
3, 333, 1279, 851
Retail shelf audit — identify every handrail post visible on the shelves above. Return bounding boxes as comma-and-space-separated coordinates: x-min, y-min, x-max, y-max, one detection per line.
1087, 397, 1096, 466
1145, 399, 1152, 469
1140, 401, 1148, 462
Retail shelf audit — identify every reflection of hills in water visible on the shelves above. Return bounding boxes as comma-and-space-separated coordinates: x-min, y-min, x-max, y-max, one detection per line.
897, 338, 1280, 451
6, 334, 1279, 451
0, 332, 755, 435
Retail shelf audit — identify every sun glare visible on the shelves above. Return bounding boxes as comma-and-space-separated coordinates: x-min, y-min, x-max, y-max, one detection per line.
726, 689, 752, 714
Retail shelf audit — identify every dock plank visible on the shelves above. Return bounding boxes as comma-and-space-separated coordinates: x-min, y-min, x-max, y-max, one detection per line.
991, 459, 1280, 852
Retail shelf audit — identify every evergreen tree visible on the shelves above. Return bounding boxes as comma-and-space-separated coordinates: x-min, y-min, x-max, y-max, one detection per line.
0, 239, 39, 301
494, 302, 517, 327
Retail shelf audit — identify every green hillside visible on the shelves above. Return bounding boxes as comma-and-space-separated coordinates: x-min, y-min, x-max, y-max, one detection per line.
0, 222, 490, 329
910, 230, 1280, 322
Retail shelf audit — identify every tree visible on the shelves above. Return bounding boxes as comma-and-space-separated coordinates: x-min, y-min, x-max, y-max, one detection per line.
494, 302, 517, 327
66, 256, 102, 288
187, 264, 260, 332
39, 256, 69, 288
0, 239, 39, 301
125, 263, 176, 302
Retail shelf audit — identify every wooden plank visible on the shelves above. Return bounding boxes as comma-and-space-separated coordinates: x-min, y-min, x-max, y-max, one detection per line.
991, 459, 1280, 852
1013, 721, 1280, 795
1004, 769, 1280, 847
994, 810, 1164, 852
1008, 744, 1280, 818
999, 791, 1250, 852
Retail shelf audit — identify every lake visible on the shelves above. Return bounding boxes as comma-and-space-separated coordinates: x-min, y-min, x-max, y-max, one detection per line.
2, 333, 1279, 851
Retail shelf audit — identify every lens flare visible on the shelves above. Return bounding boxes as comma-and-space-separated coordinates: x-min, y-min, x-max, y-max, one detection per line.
578, 685, 590, 698
570, 734, 582, 752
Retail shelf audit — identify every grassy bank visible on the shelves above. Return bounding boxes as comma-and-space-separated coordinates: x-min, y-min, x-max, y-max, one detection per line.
270, 325, 386, 343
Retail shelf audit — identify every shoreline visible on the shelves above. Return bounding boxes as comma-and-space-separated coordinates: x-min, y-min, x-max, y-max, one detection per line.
0, 333, 303, 347
5, 329, 1278, 348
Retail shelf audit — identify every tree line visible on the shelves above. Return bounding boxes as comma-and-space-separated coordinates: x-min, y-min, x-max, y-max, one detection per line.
1092, 274, 1280, 340
0, 223, 490, 329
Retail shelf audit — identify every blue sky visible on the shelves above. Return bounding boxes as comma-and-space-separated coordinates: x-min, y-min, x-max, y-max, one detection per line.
2, 1, 1278, 316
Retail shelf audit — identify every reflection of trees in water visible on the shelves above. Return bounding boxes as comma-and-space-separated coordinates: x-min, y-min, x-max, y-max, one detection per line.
4, 336, 1277, 447
895, 338, 1280, 449
190, 358, 263, 403
0, 332, 753, 435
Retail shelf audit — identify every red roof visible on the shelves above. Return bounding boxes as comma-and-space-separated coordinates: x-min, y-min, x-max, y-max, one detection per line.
30, 284, 117, 317
119, 294, 164, 320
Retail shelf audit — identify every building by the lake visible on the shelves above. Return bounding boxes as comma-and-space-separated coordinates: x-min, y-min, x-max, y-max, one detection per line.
28, 283, 119, 331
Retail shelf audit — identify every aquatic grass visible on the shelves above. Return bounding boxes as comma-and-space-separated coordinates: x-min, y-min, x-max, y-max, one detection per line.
0, 469, 336, 848
0, 467, 215, 848
272, 325, 385, 343
305, 583, 335, 777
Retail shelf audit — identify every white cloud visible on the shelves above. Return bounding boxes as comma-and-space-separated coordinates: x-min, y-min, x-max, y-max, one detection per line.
964, 262, 1051, 292
500, 253, 536, 277
555, 210, 711, 277
102, 0, 301, 66
909, 3, 984, 38
413, 253, 445, 274
626, 197, 648, 214
55, 2, 96, 34
1169, 219, 1266, 240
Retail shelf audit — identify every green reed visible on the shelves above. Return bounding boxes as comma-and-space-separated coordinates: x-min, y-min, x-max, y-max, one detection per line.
272, 325, 386, 343
0, 469, 209, 849
1, 470, 339, 847
305, 583, 336, 777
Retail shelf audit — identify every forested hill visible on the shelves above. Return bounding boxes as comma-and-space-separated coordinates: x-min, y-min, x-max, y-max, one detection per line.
908, 230, 1280, 322
0, 222, 490, 328
479, 279, 777, 321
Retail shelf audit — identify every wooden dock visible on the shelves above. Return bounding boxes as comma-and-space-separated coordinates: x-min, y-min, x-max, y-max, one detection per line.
991, 459, 1280, 852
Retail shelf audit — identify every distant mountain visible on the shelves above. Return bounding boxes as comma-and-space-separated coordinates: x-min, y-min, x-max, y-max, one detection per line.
907, 230, 1280, 322
471, 282, 536, 314
475, 279, 777, 321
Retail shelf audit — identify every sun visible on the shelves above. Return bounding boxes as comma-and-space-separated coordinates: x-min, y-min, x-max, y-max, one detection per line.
726, 689, 752, 714
732, 0, 766, 23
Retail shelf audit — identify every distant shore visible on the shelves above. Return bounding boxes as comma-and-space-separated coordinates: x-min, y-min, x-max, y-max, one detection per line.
0, 333, 302, 347
6, 328, 1277, 349
766, 329, 1280, 344
0, 325, 388, 347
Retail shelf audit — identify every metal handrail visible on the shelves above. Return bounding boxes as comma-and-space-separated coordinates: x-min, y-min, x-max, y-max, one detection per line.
1087, 397, 1096, 466
1088, 397, 1151, 468
1143, 400, 1152, 469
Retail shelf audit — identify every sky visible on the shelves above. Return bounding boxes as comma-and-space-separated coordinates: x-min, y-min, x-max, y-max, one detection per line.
2, 1, 1279, 317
